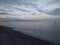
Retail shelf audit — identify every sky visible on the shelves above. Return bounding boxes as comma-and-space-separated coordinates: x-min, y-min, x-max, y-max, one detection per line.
0, 0, 60, 20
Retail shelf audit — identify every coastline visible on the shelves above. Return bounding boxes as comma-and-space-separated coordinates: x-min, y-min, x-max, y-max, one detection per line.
0, 26, 56, 45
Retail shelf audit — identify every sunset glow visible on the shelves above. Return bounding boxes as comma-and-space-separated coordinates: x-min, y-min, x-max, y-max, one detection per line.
0, 16, 7, 18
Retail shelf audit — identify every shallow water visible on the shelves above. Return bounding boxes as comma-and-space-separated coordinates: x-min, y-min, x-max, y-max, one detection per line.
0, 22, 60, 45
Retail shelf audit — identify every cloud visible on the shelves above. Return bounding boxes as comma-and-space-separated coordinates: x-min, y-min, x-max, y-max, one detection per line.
46, 8, 60, 15
0, 0, 60, 15
14, 8, 30, 12
0, 9, 9, 15
0, 12, 9, 15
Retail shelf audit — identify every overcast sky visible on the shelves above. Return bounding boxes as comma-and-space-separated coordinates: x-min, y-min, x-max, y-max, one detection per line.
0, 0, 60, 20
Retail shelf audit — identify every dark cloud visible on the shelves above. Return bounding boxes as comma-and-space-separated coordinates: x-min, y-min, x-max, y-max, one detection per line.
0, 12, 8, 15
0, 9, 9, 15
14, 8, 30, 12
0, 9, 18, 15
0, 0, 21, 4
31, 12, 36, 15
0, 0, 60, 15
36, 9, 43, 13
46, 8, 60, 15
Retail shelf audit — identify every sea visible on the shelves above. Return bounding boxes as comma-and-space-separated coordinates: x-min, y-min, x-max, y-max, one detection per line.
0, 22, 60, 45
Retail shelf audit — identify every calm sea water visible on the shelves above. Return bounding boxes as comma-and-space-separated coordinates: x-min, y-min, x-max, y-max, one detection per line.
0, 22, 60, 45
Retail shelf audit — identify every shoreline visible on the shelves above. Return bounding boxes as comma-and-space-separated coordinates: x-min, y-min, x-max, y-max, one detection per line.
0, 26, 56, 45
